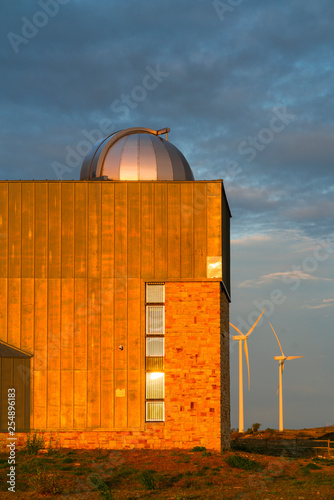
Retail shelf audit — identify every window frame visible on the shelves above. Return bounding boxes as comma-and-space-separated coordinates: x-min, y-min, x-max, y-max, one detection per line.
145, 283, 165, 422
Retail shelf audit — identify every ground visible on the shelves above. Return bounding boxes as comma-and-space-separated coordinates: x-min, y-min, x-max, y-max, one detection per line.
231, 425, 334, 441
0, 428, 333, 499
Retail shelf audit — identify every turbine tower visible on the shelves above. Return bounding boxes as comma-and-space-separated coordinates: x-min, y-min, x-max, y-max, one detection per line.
230, 308, 265, 433
269, 323, 304, 432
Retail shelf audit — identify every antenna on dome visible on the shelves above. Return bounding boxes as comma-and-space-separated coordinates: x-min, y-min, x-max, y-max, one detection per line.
156, 127, 170, 140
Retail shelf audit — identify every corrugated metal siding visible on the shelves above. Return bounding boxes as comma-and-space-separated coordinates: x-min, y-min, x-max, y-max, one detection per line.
0, 358, 30, 432
0, 180, 227, 431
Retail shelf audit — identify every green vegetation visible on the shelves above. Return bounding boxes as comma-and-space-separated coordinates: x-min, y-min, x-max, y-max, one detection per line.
304, 462, 322, 470
23, 432, 45, 454
90, 475, 114, 499
265, 427, 276, 434
28, 469, 66, 495
252, 422, 261, 433
226, 454, 264, 471
313, 457, 334, 466
0, 445, 333, 499
191, 446, 206, 451
137, 469, 157, 490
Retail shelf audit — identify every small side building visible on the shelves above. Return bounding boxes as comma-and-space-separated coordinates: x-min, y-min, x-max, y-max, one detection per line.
0, 127, 231, 450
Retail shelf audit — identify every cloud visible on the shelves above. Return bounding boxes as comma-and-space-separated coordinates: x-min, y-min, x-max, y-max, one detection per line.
238, 271, 331, 288
1, 0, 334, 432
302, 298, 334, 309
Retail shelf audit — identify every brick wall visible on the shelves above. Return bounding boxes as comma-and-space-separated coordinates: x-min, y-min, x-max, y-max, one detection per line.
0, 281, 230, 451
220, 285, 231, 449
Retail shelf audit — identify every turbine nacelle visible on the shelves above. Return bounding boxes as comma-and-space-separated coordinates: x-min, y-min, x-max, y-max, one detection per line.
232, 335, 247, 341
230, 308, 265, 392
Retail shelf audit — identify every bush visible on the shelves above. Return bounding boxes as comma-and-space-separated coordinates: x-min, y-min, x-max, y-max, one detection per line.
304, 462, 321, 470
138, 469, 157, 490
28, 469, 66, 495
252, 423, 261, 433
157, 472, 183, 488
90, 475, 113, 499
191, 446, 206, 452
265, 428, 276, 434
226, 454, 264, 471
24, 433, 45, 455
313, 458, 334, 466
47, 434, 61, 455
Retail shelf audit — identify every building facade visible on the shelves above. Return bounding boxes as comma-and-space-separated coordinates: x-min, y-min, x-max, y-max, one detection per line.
0, 128, 231, 450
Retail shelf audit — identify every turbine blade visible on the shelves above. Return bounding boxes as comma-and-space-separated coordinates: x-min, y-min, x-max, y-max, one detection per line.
229, 322, 243, 336
269, 322, 284, 357
244, 339, 250, 390
276, 384, 279, 396
282, 360, 285, 373
246, 308, 265, 338
286, 356, 304, 360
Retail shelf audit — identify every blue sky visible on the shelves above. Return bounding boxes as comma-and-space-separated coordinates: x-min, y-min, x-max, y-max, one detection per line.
1, 0, 333, 430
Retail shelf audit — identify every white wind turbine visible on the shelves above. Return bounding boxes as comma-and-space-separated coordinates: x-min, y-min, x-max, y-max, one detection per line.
230, 308, 265, 433
269, 323, 304, 432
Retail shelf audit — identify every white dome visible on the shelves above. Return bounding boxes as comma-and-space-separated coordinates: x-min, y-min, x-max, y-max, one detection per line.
80, 127, 194, 181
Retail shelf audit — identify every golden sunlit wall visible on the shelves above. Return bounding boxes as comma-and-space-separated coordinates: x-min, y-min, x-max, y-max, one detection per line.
0, 180, 230, 443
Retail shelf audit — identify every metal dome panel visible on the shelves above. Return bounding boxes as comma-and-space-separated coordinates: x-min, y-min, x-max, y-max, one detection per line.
138, 134, 159, 180
80, 127, 194, 181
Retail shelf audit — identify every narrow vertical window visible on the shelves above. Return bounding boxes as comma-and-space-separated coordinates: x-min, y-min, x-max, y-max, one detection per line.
145, 283, 165, 422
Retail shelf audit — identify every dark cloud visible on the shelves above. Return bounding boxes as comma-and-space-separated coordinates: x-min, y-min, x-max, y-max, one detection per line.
1, 0, 334, 428
2, 1, 333, 225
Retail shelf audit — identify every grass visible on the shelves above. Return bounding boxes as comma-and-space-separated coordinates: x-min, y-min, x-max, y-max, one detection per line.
137, 469, 157, 490
28, 469, 67, 495
226, 453, 264, 471
23, 432, 45, 454
0, 446, 333, 499
313, 457, 334, 466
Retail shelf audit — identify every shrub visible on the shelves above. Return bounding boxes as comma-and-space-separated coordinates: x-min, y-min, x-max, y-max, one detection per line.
46, 433, 59, 455
304, 462, 321, 470
28, 469, 66, 495
89, 475, 113, 499
313, 458, 334, 466
265, 428, 276, 434
300, 465, 311, 476
191, 446, 206, 452
138, 470, 157, 490
252, 423, 261, 433
24, 433, 45, 455
226, 454, 264, 471
157, 472, 183, 488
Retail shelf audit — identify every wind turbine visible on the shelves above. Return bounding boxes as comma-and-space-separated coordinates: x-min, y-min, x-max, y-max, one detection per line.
269, 322, 304, 432
230, 308, 265, 433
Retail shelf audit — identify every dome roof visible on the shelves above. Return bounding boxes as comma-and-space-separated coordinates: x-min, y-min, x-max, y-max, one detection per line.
80, 127, 194, 181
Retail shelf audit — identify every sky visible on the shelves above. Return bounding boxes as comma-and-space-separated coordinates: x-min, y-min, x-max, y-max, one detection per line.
1, 0, 333, 431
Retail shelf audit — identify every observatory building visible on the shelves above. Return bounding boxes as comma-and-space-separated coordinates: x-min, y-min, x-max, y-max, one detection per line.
0, 127, 231, 451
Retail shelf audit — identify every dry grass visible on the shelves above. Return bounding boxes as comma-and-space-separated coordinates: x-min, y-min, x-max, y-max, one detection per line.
0, 442, 334, 499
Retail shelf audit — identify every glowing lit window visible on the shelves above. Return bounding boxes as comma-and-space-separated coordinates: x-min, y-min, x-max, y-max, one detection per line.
145, 283, 165, 422
146, 372, 165, 399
